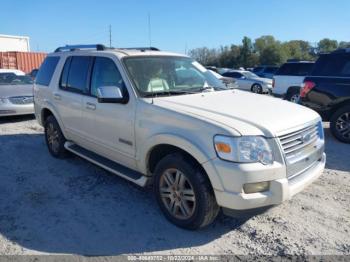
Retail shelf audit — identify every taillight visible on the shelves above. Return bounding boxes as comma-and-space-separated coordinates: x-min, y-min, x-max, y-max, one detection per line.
300, 81, 315, 98
272, 79, 275, 88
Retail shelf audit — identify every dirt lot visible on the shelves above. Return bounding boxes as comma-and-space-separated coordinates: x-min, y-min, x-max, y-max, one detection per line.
0, 115, 349, 256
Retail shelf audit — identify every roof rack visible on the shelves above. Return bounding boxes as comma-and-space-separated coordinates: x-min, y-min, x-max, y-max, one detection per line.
54, 45, 160, 53
54, 44, 107, 52
119, 47, 160, 51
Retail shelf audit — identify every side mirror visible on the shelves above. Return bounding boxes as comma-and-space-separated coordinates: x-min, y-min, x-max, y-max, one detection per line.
97, 86, 128, 104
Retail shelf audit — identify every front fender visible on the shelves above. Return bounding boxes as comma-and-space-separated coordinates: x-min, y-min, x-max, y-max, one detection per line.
137, 133, 224, 191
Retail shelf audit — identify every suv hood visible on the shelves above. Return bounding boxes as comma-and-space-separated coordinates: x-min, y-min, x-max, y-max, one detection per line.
153, 90, 320, 137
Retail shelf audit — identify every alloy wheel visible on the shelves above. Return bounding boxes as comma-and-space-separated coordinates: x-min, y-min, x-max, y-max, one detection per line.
46, 123, 60, 153
159, 168, 196, 220
336, 112, 350, 139
290, 94, 300, 103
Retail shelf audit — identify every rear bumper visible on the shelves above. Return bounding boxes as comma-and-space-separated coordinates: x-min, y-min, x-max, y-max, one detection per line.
0, 103, 34, 116
206, 153, 325, 211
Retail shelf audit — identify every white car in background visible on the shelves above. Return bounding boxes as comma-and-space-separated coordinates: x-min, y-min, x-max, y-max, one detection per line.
222, 70, 273, 94
208, 70, 239, 89
0, 69, 25, 76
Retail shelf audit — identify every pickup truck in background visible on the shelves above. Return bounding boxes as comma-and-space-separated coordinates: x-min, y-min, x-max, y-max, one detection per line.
272, 61, 314, 102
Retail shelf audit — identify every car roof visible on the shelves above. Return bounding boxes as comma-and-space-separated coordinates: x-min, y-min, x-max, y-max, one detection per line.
49, 48, 188, 59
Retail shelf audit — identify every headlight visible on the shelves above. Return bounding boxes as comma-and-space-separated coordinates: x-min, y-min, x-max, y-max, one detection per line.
214, 135, 274, 165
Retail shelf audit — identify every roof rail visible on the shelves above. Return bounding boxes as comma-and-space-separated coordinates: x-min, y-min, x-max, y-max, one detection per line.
119, 47, 160, 51
54, 44, 107, 52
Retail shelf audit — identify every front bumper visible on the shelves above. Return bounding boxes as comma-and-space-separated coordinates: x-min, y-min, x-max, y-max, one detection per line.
203, 153, 326, 210
0, 103, 34, 116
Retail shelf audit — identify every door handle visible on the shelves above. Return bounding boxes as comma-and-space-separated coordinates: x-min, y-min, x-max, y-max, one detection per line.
86, 102, 96, 110
53, 93, 61, 100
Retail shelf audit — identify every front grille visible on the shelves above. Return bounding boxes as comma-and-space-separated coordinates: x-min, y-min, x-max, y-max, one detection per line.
279, 123, 319, 158
278, 122, 323, 179
9, 96, 34, 105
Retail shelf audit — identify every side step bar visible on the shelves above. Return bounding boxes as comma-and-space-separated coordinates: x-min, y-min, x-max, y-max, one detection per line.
64, 142, 148, 187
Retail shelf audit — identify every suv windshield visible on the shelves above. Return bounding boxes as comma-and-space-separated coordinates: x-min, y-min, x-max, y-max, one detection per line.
123, 56, 226, 97
0, 74, 33, 86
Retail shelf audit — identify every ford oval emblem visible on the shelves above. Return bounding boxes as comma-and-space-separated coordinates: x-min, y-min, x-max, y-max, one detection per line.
302, 133, 312, 143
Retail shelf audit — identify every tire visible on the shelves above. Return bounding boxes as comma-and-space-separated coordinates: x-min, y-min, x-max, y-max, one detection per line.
154, 153, 219, 230
330, 105, 350, 143
285, 88, 300, 103
251, 84, 262, 94
44, 115, 69, 158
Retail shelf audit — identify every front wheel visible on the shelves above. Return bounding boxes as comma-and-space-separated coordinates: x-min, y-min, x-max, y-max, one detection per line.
330, 105, 350, 143
251, 84, 262, 94
154, 153, 219, 230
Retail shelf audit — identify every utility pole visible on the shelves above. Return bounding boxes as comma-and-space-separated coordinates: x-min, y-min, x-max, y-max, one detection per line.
109, 25, 112, 48
148, 13, 152, 47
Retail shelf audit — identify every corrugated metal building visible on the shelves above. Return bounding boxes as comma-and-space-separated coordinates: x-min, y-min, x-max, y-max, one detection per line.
0, 51, 47, 73
0, 34, 30, 52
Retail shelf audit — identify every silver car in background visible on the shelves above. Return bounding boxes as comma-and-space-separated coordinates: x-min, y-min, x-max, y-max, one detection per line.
0, 73, 34, 116
222, 70, 273, 94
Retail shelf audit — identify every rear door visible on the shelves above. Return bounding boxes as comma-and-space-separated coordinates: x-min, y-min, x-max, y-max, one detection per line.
54, 56, 93, 139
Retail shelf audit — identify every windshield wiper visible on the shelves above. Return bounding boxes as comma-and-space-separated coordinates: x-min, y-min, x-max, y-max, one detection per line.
143, 90, 195, 97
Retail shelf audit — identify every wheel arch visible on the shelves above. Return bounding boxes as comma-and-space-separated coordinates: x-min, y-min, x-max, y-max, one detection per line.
40, 106, 67, 137
139, 134, 224, 191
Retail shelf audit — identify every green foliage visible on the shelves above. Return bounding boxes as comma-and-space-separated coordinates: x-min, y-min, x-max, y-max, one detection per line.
188, 36, 343, 68
318, 38, 338, 53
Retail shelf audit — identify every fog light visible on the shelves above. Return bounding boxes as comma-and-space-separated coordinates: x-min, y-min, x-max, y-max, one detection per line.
243, 182, 270, 194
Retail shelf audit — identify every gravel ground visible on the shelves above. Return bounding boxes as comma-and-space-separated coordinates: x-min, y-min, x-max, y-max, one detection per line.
0, 115, 349, 256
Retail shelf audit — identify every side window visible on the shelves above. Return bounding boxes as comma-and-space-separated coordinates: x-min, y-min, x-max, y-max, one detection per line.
60, 56, 92, 93
90, 57, 125, 97
35, 56, 60, 86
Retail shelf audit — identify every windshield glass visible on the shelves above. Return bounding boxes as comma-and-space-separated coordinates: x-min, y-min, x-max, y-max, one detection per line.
123, 56, 227, 97
0, 74, 33, 86
242, 71, 259, 78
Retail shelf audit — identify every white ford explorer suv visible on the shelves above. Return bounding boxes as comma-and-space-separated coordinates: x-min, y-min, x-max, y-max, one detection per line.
34, 44, 326, 230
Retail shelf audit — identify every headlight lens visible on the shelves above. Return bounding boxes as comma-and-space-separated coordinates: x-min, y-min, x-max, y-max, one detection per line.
214, 135, 274, 165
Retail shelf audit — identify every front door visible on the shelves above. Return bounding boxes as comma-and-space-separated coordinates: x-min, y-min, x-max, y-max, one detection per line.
82, 56, 136, 168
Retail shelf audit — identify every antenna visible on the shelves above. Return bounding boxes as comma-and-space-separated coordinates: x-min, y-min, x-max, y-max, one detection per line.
148, 13, 152, 47
109, 25, 112, 48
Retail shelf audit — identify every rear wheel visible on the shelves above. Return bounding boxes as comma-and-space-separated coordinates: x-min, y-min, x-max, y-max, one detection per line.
154, 153, 219, 230
285, 88, 300, 103
251, 84, 262, 94
44, 115, 69, 158
330, 105, 350, 143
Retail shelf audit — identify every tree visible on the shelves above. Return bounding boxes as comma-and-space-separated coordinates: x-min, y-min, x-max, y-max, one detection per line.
283, 40, 314, 61
339, 41, 350, 48
318, 38, 338, 53
188, 47, 219, 66
259, 44, 287, 65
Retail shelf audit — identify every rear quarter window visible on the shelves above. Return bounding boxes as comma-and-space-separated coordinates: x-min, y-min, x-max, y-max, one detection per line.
312, 54, 350, 77
276, 63, 313, 76
35, 56, 60, 86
